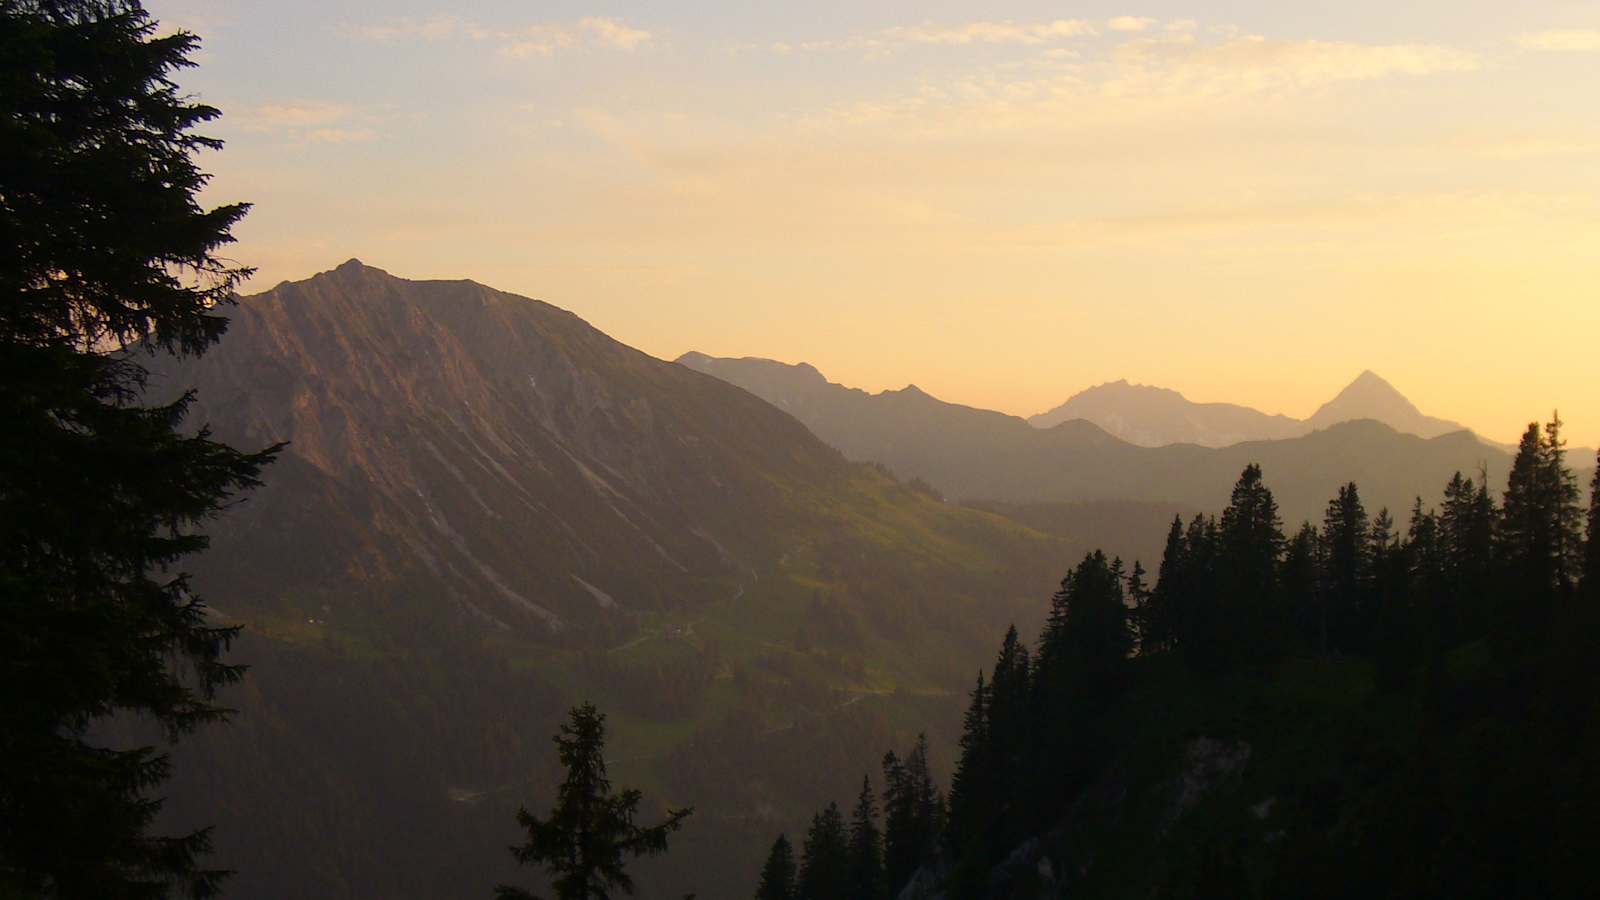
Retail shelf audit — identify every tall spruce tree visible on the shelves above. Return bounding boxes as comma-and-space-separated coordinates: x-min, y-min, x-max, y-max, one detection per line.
1500, 419, 1583, 647
1, 2, 277, 896
881, 736, 942, 897
846, 776, 883, 900
1216, 465, 1285, 666
754, 835, 797, 900
944, 671, 991, 859
797, 803, 849, 900
1144, 516, 1189, 654
984, 627, 1031, 853
1586, 450, 1600, 595
1176, 514, 1219, 667
1038, 551, 1131, 698
1282, 522, 1323, 649
1321, 483, 1370, 652
1440, 472, 1496, 639
1541, 414, 1585, 590
497, 704, 692, 900
1126, 559, 1150, 653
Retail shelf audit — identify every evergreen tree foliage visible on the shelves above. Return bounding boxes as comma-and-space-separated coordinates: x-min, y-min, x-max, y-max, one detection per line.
1440, 471, 1496, 638
797, 803, 849, 900
1037, 551, 1130, 699
1586, 450, 1600, 595
1, 2, 277, 896
944, 672, 991, 859
881, 736, 942, 897
1282, 522, 1324, 649
1215, 464, 1285, 667
754, 835, 797, 900
496, 704, 692, 900
1143, 516, 1188, 654
1126, 560, 1150, 653
756, 438, 1600, 900
1499, 417, 1584, 648
846, 776, 883, 900
1321, 483, 1370, 652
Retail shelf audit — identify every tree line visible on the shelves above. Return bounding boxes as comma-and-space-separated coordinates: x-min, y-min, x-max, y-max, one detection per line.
756, 414, 1600, 898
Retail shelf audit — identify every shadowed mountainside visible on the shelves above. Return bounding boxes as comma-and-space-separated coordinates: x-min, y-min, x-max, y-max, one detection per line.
145, 261, 1105, 900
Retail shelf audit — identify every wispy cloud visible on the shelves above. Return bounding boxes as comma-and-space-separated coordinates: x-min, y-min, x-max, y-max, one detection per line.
1107, 16, 1157, 33
885, 19, 1097, 46
1113, 35, 1480, 90
1516, 29, 1600, 52
791, 19, 1097, 54
230, 102, 379, 145
352, 14, 652, 56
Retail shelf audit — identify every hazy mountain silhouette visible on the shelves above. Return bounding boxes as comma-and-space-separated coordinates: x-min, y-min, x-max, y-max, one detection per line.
1028, 378, 1305, 446
1303, 368, 1466, 438
676, 354, 1537, 526
1029, 369, 1483, 448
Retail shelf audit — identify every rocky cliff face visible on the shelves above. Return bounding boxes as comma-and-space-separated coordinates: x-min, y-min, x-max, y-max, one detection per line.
154, 260, 848, 634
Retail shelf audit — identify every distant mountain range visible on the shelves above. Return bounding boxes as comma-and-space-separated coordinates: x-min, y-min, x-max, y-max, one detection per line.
1027, 379, 1307, 445
1027, 369, 1481, 449
675, 354, 1569, 526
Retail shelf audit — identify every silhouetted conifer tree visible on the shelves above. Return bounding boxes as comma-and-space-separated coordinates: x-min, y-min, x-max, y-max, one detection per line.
1144, 516, 1189, 653
1406, 499, 1449, 649
1368, 508, 1416, 690
1177, 514, 1219, 668
882, 736, 942, 897
846, 776, 883, 900
497, 704, 692, 900
1038, 551, 1131, 697
1126, 559, 1150, 652
1216, 464, 1285, 666
1440, 472, 1496, 639
1500, 418, 1583, 648
1586, 450, 1600, 596
1321, 483, 1370, 652
755, 835, 797, 900
0, 2, 278, 895
798, 803, 849, 900
1283, 522, 1324, 648
944, 671, 991, 859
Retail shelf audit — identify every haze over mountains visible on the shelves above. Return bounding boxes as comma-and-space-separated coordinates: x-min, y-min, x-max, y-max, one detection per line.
677, 353, 1567, 528
138, 262, 1589, 900
688, 354, 1484, 451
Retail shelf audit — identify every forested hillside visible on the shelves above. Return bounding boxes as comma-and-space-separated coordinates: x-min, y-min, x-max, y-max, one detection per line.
763, 417, 1600, 899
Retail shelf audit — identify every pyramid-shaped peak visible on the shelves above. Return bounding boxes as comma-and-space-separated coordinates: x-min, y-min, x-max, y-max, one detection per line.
1347, 369, 1394, 390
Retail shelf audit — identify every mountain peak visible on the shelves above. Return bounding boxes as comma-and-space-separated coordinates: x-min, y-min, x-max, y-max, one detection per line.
326, 258, 392, 281
1307, 371, 1465, 438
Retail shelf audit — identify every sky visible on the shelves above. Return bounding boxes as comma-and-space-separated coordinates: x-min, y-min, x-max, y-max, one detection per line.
149, 1, 1600, 447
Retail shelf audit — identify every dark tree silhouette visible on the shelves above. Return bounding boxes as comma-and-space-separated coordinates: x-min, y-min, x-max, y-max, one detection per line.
846, 776, 883, 900
797, 803, 849, 900
882, 735, 942, 897
0, 2, 276, 896
1585, 450, 1600, 595
754, 835, 797, 900
1321, 482, 1370, 652
944, 671, 991, 859
1143, 516, 1189, 654
497, 704, 691, 900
